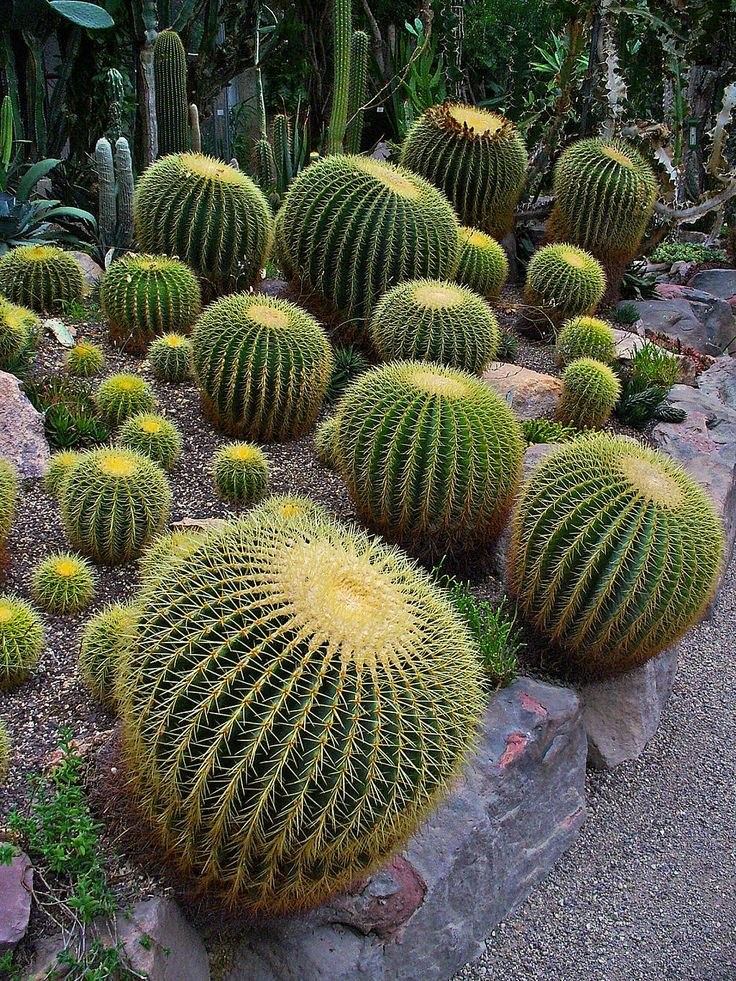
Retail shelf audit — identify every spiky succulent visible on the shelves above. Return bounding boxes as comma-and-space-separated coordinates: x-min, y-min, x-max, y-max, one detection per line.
79, 601, 138, 709
524, 244, 606, 322
0, 594, 44, 690
100, 254, 202, 353
510, 434, 724, 676
95, 374, 155, 427
0, 245, 84, 312
555, 316, 617, 367
0, 457, 17, 551
213, 442, 269, 504
455, 226, 509, 300
335, 361, 523, 554
148, 333, 193, 382
153, 30, 190, 156
0, 296, 38, 373
192, 293, 333, 441
31, 552, 96, 614
326, 345, 371, 405
369, 279, 500, 374
43, 450, 80, 498
250, 494, 329, 525
314, 415, 340, 469
133, 153, 274, 296
400, 102, 528, 238
60, 447, 171, 565
117, 412, 183, 470
272, 207, 293, 278
139, 529, 206, 584
119, 510, 484, 912
65, 339, 106, 378
558, 357, 621, 429
279, 155, 460, 320
521, 418, 579, 445
0, 719, 10, 783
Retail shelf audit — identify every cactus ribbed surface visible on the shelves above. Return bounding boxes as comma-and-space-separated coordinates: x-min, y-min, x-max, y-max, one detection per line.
370, 279, 500, 374
192, 293, 333, 441
555, 316, 617, 367
0, 594, 43, 690
43, 451, 79, 498
280, 155, 460, 320
31, 552, 95, 613
114, 137, 135, 249
148, 333, 193, 382
95, 137, 116, 250
65, 339, 105, 378
117, 412, 183, 470
119, 510, 483, 911
557, 357, 621, 429
79, 602, 138, 709
0, 721, 10, 784
0, 458, 17, 554
455, 226, 509, 300
105, 68, 125, 143
251, 494, 329, 525
400, 102, 528, 238
213, 442, 269, 503
139, 529, 206, 584
0, 296, 38, 373
0, 245, 84, 312
60, 447, 171, 565
95, 374, 155, 427
134, 153, 274, 296
335, 361, 523, 553
345, 30, 369, 155
510, 434, 724, 676
315, 415, 340, 469
326, 0, 352, 154
524, 244, 606, 322
154, 30, 191, 156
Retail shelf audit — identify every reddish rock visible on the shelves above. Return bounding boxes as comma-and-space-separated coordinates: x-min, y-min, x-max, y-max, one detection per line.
481, 362, 563, 420
0, 371, 49, 478
0, 848, 33, 953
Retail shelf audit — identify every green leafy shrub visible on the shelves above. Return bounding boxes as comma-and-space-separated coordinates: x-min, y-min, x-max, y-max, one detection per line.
555, 316, 617, 367
0, 594, 43, 690
95, 373, 155, 427
64, 339, 106, 378
139, 529, 206, 584
454, 225, 509, 299
25, 377, 110, 449
0, 720, 10, 783
326, 345, 371, 405
0, 244, 84, 312
117, 412, 183, 470
43, 450, 80, 498
650, 242, 728, 265
557, 357, 621, 429
148, 333, 193, 382
213, 442, 269, 504
521, 418, 579, 445
615, 341, 684, 429
314, 415, 340, 469
79, 602, 138, 709
525, 244, 606, 321
0, 296, 38, 374
31, 552, 95, 614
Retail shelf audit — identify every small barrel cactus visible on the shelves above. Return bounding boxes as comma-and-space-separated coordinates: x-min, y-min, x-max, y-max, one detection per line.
250, 494, 329, 525
369, 279, 500, 374
43, 450, 80, 498
279, 155, 460, 320
510, 434, 724, 676
555, 316, 617, 367
0, 457, 18, 553
0, 719, 10, 783
65, 339, 106, 378
0, 296, 38, 373
139, 529, 206, 584
400, 102, 528, 239
32, 552, 96, 614
117, 413, 183, 470
558, 357, 621, 429
119, 510, 483, 911
0, 245, 84, 312
335, 361, 524, 553
79, 601, 138, 709
314, 415, 340, 469
326, 345, 371, 405
100, 253, 202, 353
455, 226, 509, 300
95, 374, 155, 427
133, 153, 274, 297
148, 333, 193, 382
524, 244, 606, 322
0, 594, 44, 690
192, 294, 333, 441
213, 442, 269, 504
60, 447, 171, 564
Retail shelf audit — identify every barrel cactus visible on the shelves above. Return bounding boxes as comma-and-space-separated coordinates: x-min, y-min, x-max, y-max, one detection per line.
555, 316, 617, 367
134, 153, 274, 296
119, 510, 483, 911
314, 415, 340, 469
400, 102, 528, 239
213, 442, 269, 504
0, 594, 43, 690
510, 434, 724, 676
251, 494, 329, 525
79, 602, 138, 709
117, 413, 183, 470
95, 374, 155, 427
43, 450, 80, 498
100, 254, 202, 353
369, 279, 501, 374
279, 155, 460, 320
335, 361, 524, 553
524, 244, 606, 322
31, 552, 96, 614
192, 294, 333, 440
148, 333, 193, 382
0, 720, 10, 783
60, 447, 171, 565
0, 296, 38, 373
0, 245, 84, 312
558, 357, 621, 429
139, 529, 206, 584
65, 339, 106, 378
0, 457, 17, 566
455, 226, 509, 300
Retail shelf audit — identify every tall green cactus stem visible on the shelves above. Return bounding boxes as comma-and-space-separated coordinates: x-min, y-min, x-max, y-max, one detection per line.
345, 30, 368, 155
0, 95, 13, 172
400, 102, 528, 239
335, 361, 524, 554
0, 245, 84, 312
134, 153, 274, 297
189, 104, 202, 152
272, 114, 291, 196
153, 30, 191, 156
119, 510, 483, 911
95, 137, 116, 251
555, 316, 617, 367
509, 434, 724, 677
280, 155, 460, 321
192, 293, 333, 441
115, 137, 135, 250
254, 138, 276, 193
105, 68, 125, 143
455, 227, 509, 300
557, 358, 621, 430
326, 0, 352, 154
524, 244, 606, 323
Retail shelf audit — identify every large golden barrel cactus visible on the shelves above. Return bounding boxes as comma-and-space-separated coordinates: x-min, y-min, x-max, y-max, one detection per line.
524, 244, 606, 323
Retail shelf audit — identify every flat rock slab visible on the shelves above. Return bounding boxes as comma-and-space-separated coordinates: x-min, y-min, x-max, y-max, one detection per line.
687, 268, 736, 302
224, 678, 586, 981
618, 298, 736, 357
481, 363, 563, 420
0, 848, 33, 953
0, 371, 49, 479
70, 251, 104, 288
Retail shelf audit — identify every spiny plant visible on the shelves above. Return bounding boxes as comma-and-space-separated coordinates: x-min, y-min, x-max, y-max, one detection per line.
79, 602, 138, 709
369, 279, 501, 374
0, 457, 18, 556
60, 447, 171, 565
100, 253, 202, 353
0, 594, 44, 690
335, 361, 524, 554
521, 418, 579, 445
31, 552, 96, 614
400, 102, 528, 238
0, 245, 84, 312
314, 415, 340, 469
134, 153, 274, 296
279, 154, 460, 320
524, 244, 606, 322
555, 316, 617, 367
25, 376, 110, 450
148, 333, 193, 382
117, 412, 183, 470
0, 296, 38, 374
509, 434, 724, 676
118, 510, 484, 912
454, 226, 509, 300
153, 30, 191, 156
43, 450, 81, 498
326, 345, 371, 405
613, 302, 641, 326
557, 357, 621, 429
213, 442, 270, 504
139, 529, 206, 584
64, 339, 106, 378
249, 494, 329, 525
95, 373, 155, 427
192, 293, 333, 441
0, 719, 10, 783
615, 341, 684, 429
497, 330, 518, 363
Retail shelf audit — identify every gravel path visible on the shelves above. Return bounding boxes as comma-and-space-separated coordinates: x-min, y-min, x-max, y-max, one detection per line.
457, 554, 736, 981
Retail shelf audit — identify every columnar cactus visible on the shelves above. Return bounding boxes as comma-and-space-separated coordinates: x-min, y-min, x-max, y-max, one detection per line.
95, 374, 155, 427
400, 102, 528, 238
192, 294, 333, 440
0, 457, 17, 556
524, 244, 606, 322
154, 30, 191, 156
148, 333, 193, 382
510, 434, 724, 676
0, 245, 84, 312
31, 552, 96, 613
455, 226, 509, 300
95, 136, 116, 250
119, 510, 483, 911
212, 442, 269, 503
345, 30, 369, 155
335, 361, 524, 553
555, 316, 617, 367
557, 357, 621, 429
134, 153, 274, 296
0, 594, 43, 690
115, 137, 135, 249
279, 155, 460, 320
369, 279, 501, 373
326, 0, 352, 154
65, 339, 106, 378
79, 602, 138, 709
117, 413, 183, 470
0, 296, 38, 374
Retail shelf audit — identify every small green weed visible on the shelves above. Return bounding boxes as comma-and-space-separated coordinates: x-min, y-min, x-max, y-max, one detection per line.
612, 302, 640, 326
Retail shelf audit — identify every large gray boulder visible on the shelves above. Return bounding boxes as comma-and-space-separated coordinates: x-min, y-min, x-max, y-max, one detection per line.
0, 371, 49, 479
687, 269, 736, 302
617, 297, 736, 356
0, 848, 33, 954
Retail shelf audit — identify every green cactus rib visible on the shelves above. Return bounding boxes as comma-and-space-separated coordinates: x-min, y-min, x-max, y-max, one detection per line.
314, 415, 341, 469
0, 296, 38, 373
0, 720, 10, 784
369, 279, 501, 374
326, 0, 352, 154
455, 226, 509, 300
119, 510, 483, 911
79, 601, 138, 709
272, 207, 293, 277
60, 447, 171, 565
280, 155, 460, 321
95, 137, 116, 250
400, 102, 528, 239
213, 442, 270, 503
192, 293, 333, 441
524, 244, 606, 321
43, 451, 80, 498
555, 316, 617, 367
95, 374, 155, 427
335, 360, 524, 554
148, 333, 193, 382
117, 412, 183, 471
31, 551, 95, 614
154, 30, 191, 156
345, 30, 369, 155
134, 153, 274, 297
114, 137, 135, 250
557, 357, 621, 429
0, 594, 43, 691
0, 458, 18, 549
509, 434, 724, 676
0, 245, 84, 313
250, 494, 329, 525
139, 529, 207, 585
65, 339, 105, 378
